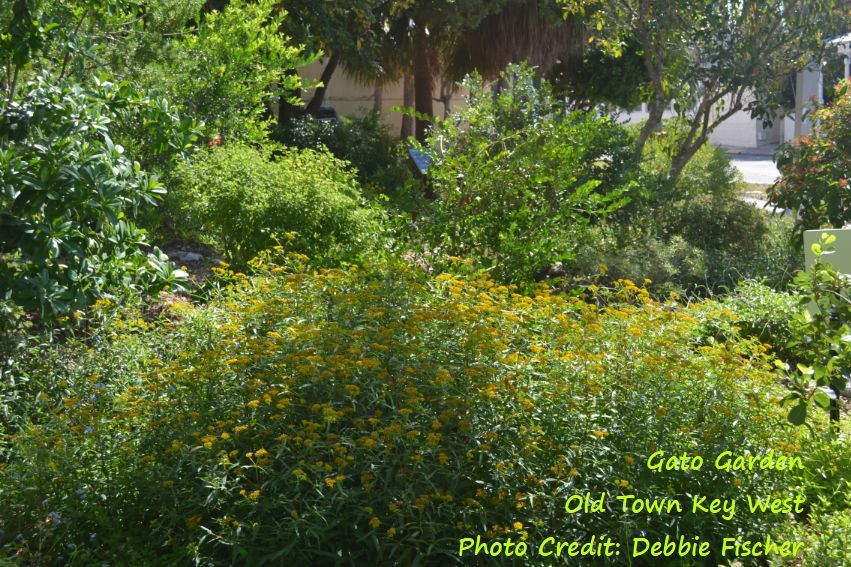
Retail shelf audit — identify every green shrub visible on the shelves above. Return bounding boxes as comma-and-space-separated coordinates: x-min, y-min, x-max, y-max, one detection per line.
664, 194, 765, 257
420, 65, 636, 284
568, 213, 798, 298
0, 253, 810, 564
780, 435, 851, 566
796, 509, 851, 566
668, 198, 799, 291
0, 76, 196, 318
777, 234, 851, 426
167, 143, 384, 263
272, 111, 399, 188
584, 126, 800, 296
141, 0, 308, 142
720, 281, 801, 358
569, 228, 707, 297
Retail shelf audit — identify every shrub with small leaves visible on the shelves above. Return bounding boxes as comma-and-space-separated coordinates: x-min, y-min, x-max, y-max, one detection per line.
0, 252, 813, 564
419, 65, 637, 284
167, 142, 385, 263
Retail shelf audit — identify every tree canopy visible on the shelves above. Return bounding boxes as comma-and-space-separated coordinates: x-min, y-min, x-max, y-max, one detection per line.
561, 0, 846, 181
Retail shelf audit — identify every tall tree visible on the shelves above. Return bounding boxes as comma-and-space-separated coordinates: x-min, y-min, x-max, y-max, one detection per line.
561, 0, 846, 182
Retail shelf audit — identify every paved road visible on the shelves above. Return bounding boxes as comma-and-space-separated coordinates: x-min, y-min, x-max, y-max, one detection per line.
727, 154, 780, 185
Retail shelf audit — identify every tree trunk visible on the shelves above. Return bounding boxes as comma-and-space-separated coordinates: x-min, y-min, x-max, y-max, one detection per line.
669, 90, 745, 183
305, 51, 341, 116
440, 78, 453, 119
669, 135, 708, 183
401, 72, 414, 138
372, 84, 383, 113
413, 24, 433, 142
634, 15, 668, 157
636, 96, 667, 156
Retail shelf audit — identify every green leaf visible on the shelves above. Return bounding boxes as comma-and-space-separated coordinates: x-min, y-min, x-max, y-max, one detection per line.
796, 363, 814, 376
787, 402, 807, 425
813, 390, 831, 409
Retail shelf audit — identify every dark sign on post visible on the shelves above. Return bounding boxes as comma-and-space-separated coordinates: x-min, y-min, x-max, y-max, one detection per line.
408, 148, 432, 177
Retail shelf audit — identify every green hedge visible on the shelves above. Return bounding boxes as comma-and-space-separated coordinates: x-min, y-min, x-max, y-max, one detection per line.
167, 143, 384, 263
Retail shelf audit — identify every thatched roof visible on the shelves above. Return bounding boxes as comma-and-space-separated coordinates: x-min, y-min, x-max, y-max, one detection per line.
446, 0, 585, 82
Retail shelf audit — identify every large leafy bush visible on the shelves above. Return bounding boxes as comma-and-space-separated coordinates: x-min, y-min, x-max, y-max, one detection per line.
419, 65, 636, 284
167, 143, 384, 263
0, 252, 812, 564
2, 0, 308, 144
156, 0, 308, 142
0, 76, 198, 317
769, 78, 851, 232
777, 234, 851, 426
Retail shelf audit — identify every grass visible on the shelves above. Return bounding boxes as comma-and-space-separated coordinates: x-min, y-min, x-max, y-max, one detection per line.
741, 183, 772, 199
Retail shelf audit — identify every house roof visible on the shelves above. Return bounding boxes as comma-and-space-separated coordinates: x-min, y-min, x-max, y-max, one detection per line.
829, 32, 851, 52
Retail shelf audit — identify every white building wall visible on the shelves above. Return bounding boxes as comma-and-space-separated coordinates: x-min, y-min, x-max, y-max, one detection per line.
707, 110, 758, 148
298, 59, 466, 135
619, 101, 764, 149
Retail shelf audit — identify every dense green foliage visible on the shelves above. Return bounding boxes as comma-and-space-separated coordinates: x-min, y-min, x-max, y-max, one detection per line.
770, 79, 851, 232
0, 2, 846, 564
550, 38, 648, 110
167, 143, 384, 264
0, 252, 824, 564
417, 85, 797, 295
777, 233, 851, 426
143, 0, 307, 142
419, 66, 636, 283
572, 130, 800, 296
272, 112, 399, 190
719, 281, 801, 359
0, 76, 198, 317
0, 0, 310, 321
